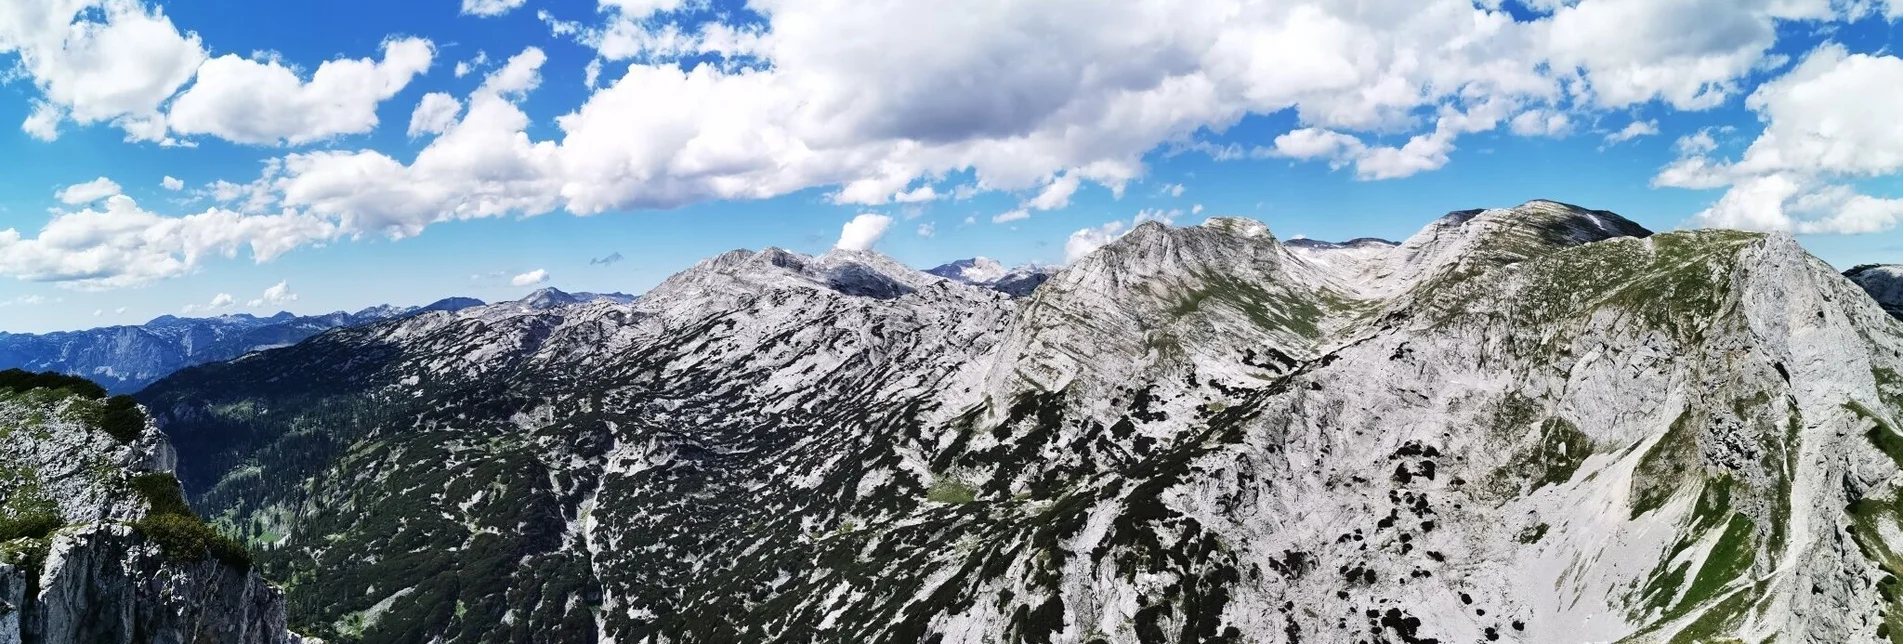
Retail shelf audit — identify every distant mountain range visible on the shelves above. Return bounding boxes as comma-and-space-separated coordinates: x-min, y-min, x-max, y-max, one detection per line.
926, 257, 1059, 297
0, 297, 486, 393
1846, 263, 1903, 319
0, 259, 1050, 395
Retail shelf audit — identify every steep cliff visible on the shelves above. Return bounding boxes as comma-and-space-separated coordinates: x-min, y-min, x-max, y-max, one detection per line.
0, 371, 298, 644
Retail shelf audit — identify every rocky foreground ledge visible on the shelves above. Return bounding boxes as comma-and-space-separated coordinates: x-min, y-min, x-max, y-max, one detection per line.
0, 370, 303, 644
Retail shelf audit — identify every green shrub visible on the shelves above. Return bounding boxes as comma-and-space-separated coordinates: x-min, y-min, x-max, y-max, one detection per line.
132, 513, 253, 571
99, 395, 146, 443
127, 472, 253, 571
130, 473, 195, 517
0, 511, 62, 542
926, 479, 977, 504
0, 369, 106, 400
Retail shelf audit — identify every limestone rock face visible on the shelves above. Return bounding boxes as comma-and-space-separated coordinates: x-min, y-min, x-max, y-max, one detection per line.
1848, 263, 1903, 319
0, 382, 299, 644
136, 201, 1903, 643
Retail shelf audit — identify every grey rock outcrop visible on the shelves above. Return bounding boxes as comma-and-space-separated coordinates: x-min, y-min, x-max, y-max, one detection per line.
0, 382, 299, 644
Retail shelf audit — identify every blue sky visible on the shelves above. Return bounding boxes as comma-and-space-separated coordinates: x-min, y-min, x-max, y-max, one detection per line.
0, 0, 1901, 332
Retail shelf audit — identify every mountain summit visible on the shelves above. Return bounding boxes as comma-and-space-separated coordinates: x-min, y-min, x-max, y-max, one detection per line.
133, 201, 1903, 644
1848, 264, 1903, 319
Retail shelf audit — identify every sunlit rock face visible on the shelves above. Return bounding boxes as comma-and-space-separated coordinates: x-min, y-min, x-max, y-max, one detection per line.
0, 376, 298, 644
141, 201, 1903, 644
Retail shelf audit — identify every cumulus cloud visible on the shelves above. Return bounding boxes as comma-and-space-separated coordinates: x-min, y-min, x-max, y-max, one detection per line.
992, 209, 1030, 224
1065, 221, 1127, 264
247, 280, 297, 307
161, 176, 184, 191
1510, 110, 1573, 138
454, 51, 489, 78
461, 0, 526, 17
1025, 174, 1081, 211
1134, 208, 1181, 226
1604, 120, 1659, 144
256, 0, 1805, 238
892, 185, 939, 204
168, 38, 435, 145
56, 177, 123, 205
916, 222, 936, 238
510, 269, 549, 286
407, 92, 462, 138
183, 292, 235, 313
0, 195, 336, 289
0, 0, 206, 142
590, 252, 625, 266
1536, 0, 1816, 111
1659, 44, 1903, 234
10, 0, 1903, 288
835, 213, 892, 251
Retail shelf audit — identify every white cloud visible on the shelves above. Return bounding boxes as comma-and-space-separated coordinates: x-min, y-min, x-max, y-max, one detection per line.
835, 213, 892, 251
1161, 183, 1186, 198
992, 209, 1030, 224
184, 292, 235, 313
168, 37, 435, 145
1271, 128, 1367, 167
1661, 44, 1903, 234
916, 222, 935, 237
455, 51, 488, 78
246, 280, 298, 307
1065, 221, 1126, 264
407, 92, 462, 137
1510, 110, 1573, 138
1025, 174, 1081, 211
461, 0, 526, 17
0, 295, 47, 307
1604, 119, 1659, 144
1674, 128, 1721, 156
584, 58, 603, 87
0, 0, 206, 142
22, 101, 62, 141
1134, 208, 1181, 225
9, 0, 1900, 288
893, 185, 939, 203
0, 195, 336, 288
161, 176, 184, 191
1536, 0, 1818, 110
56, 177, 123, 205
510, 269, 549, 286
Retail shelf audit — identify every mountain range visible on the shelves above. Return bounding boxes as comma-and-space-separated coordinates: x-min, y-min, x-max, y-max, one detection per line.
0, 299, 484, 394
0, 289, 648, 395
5, 200, 1903, 643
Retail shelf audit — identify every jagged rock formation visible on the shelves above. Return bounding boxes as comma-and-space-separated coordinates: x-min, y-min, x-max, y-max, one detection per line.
1849, 264, 1903, 319
0, 298, 485, 393
0, 372, 296, 643
139, 200, 1903, 643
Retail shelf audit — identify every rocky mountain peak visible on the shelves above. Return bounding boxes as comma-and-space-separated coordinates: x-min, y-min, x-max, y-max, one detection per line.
1847, 263, 1903, 319
517, 287, 580, 310
926, 257, 1009, 284
1199, 216, 1273, 239
124, 200, 1903, 644
927, 257, 1057, 298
